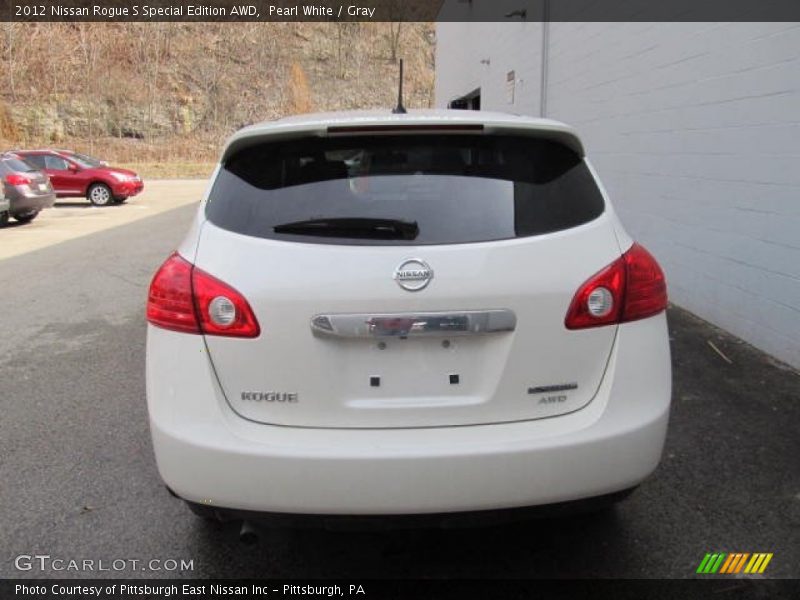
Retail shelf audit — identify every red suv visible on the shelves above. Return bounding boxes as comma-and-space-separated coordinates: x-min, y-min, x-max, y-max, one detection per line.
16, 150, 144, 206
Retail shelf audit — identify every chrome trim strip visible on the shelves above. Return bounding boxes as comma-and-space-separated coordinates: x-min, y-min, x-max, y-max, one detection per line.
311, 309, 516, 338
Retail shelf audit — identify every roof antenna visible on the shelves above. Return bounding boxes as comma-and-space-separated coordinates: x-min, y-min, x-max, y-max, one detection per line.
392, 59, 407, 114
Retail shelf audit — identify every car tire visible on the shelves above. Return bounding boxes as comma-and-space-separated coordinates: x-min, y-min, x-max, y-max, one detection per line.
0, 211, 8, 227
87, 183, 113, 206
13, 210, 39, 223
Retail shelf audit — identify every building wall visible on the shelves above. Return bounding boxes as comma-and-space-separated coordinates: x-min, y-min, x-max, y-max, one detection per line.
436, 22, 800, 368
436, 22, 543, 115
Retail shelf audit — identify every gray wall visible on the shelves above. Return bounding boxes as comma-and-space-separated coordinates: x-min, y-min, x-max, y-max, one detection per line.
436, 22, 800, 368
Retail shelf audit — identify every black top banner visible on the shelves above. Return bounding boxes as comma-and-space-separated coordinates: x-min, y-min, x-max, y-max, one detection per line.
4, 0, 800, 22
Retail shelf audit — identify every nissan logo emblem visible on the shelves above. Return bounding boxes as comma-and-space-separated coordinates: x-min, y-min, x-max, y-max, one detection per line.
394, 259, 433, 292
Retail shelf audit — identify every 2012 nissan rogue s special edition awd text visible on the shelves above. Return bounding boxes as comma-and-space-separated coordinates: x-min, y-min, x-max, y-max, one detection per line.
146, 110, 671, 524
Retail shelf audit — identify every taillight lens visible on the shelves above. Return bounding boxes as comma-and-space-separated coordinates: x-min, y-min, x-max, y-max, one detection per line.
564, 253, 626, 329
6, 173, 31, 185
191, 265, 261, 338
621, 243, 668, 323
565, 243, 667, 330
146, 253, 198, 333
146, 253, 260, 338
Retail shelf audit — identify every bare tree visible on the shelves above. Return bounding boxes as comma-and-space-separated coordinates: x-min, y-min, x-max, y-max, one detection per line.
335, 22, 359, 78
1, 23, 20, 100
386, 1, 405, 62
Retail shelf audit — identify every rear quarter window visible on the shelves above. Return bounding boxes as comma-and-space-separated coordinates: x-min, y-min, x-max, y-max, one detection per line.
206, 134, 604, 245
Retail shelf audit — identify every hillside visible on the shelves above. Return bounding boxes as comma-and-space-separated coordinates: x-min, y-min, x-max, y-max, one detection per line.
0, 22, 435, 170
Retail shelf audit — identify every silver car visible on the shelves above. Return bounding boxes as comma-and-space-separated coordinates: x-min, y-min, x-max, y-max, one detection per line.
0, 183, 8, 226
0, 153, 56, 223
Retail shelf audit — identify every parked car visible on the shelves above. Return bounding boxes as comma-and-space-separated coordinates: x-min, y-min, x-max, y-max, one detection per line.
146, 110, 671, 527
0, 153, 56, 223
58, 150, 108, 168
0, 182, 8, 227
15, 149, 143, 206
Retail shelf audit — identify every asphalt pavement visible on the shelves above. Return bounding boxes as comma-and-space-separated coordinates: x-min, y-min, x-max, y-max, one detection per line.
0, 202, 798, 580
0, 180, 206, 261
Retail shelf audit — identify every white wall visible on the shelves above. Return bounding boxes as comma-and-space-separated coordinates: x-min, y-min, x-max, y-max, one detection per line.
436, 22, 543, 115
436, 22, 800, 368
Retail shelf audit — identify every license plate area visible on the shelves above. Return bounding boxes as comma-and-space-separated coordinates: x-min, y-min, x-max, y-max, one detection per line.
333, 335, 496, 408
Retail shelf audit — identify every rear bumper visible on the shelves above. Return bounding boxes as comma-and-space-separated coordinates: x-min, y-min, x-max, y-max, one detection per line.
147, 314, 671, 515
184, 488, 638, 529
8, 189, 55, 214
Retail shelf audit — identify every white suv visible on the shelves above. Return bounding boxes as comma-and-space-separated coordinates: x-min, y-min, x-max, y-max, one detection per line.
146, 110, 671, 524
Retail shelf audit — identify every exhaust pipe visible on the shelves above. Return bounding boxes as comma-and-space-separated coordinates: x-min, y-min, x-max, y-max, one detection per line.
239, 520, 259, 545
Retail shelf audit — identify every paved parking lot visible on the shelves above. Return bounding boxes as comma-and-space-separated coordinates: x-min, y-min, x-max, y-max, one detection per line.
0, 179, 207, 261
0, 190, 798, 580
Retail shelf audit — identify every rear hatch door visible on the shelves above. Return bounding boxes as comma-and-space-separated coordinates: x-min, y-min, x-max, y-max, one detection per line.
196, 131, 620, 428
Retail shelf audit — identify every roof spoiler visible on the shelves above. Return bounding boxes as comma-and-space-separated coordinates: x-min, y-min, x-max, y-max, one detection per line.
222, 121, 584, 162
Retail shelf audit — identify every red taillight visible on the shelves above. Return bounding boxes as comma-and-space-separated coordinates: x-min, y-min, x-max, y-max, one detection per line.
564, 253, 627, 330
6, 173, 31, 185
146, 253, 199, 334
191, 264, 261, 338
565, 243, 667, 330
146, 253, 260, 338
620, 243, 668, 323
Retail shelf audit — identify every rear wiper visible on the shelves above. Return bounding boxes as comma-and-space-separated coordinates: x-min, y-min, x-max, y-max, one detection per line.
273, 218, 419, 240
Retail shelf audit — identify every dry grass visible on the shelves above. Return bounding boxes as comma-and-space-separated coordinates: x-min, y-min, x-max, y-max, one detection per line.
116, 162, 216, 179
0, 135, 217, 178
1, 134, 219, 164
287, 62, 313, 115
86, 136, 221, 164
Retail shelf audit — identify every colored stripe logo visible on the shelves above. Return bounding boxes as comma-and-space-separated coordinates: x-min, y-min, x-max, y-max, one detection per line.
696, 552, 773, 574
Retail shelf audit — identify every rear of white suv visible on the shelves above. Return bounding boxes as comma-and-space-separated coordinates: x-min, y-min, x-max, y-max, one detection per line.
146, 110, 671, 522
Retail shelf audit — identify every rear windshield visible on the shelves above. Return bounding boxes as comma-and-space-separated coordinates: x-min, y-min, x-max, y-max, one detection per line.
206, 134, 604, 245
2, 157, 39, 173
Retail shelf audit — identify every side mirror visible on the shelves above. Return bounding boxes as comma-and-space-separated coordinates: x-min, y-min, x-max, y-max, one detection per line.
67, 163, 80, 172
